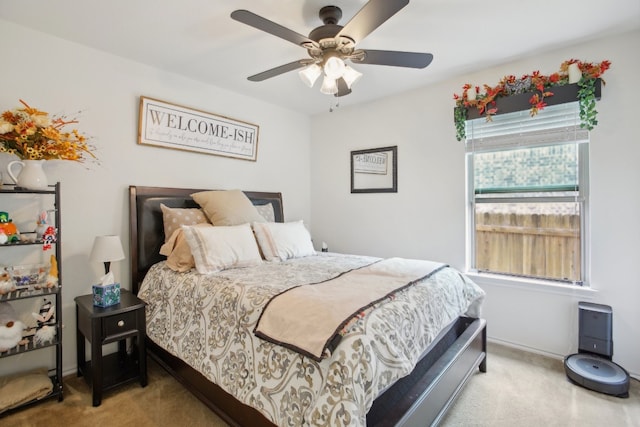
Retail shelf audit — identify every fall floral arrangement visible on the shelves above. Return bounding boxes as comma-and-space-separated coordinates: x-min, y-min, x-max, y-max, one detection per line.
453, 59, 611, 141
0, 100, 96, 161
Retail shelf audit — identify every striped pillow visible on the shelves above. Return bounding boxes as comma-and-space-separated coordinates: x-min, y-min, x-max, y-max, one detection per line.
182, 223, 262, 274
252, 221, 316, 261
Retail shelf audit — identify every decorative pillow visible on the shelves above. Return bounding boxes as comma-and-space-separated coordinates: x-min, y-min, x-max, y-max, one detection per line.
255, 203, 276, 223
159, 224, 214, 272
252, 220, 316, 261
160, 203, 209, 242
191, 190, 266, 226
182, 223, 263, 274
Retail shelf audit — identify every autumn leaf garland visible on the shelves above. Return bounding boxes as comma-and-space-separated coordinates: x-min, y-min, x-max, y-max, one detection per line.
453, 59, 611, 141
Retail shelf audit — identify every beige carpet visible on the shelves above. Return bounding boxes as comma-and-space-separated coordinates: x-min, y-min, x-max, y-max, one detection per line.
440, 343, 640, 427
1, 359, 228, 427
2, 343, 638, 426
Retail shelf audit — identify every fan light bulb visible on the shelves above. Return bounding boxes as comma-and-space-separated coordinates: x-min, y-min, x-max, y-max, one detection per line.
342, 65, 362, 89
298, 64, 322, 88
323, 56, 346, 80
320, 76, 338, 95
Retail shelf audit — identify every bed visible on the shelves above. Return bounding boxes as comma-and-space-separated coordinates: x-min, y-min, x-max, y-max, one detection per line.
129, 185, 487, 427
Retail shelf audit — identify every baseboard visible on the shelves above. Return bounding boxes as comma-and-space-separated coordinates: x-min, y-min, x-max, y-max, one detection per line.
487, 337, 640, 381
487, 337, 565, 360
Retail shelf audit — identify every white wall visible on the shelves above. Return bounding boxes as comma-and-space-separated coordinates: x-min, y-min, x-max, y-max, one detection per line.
311, 30, 640, 378
0, 20, 312, 375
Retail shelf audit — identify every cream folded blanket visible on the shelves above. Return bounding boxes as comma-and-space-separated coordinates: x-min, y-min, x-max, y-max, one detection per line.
255, 257, 446, 361
0, 367, 53, 413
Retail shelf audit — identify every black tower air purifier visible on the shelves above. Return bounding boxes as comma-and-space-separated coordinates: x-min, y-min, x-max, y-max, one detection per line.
564, 302, 630, 397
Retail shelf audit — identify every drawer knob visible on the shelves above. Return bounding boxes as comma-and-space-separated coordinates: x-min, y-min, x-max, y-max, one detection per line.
117, 320, 125, 327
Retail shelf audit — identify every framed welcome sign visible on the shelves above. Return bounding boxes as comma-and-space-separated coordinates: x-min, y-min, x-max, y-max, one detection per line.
138, 96, 259, 161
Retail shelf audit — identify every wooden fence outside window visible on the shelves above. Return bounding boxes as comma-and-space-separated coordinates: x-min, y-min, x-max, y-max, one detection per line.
475, 211, 580, 282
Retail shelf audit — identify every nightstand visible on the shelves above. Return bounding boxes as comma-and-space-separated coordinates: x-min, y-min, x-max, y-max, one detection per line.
75, 289, 147, 406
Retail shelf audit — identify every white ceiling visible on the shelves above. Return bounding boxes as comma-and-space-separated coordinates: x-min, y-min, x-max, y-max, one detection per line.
1, 0, 639, 115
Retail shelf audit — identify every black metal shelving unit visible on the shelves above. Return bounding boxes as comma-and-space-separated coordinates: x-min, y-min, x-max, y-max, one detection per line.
0, 182, 63, 415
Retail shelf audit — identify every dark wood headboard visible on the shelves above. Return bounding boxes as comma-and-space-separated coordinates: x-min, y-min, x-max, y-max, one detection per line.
128, 185, 284, 294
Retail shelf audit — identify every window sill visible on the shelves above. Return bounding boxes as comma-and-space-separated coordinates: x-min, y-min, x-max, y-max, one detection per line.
466, 271, 598, 298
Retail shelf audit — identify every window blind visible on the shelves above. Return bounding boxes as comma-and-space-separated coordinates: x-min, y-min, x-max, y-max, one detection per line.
465, 102, 586, 152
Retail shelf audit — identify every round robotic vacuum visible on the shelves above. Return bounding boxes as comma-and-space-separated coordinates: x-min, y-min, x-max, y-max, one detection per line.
564, 353, 630, 397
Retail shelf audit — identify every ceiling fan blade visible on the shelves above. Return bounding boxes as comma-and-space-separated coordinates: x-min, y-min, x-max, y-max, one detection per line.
231, 10, 318, 48
247, 60, 309, 82
352, 50, 433, 68
335, 78, 352, 97
337, 0, 409, 44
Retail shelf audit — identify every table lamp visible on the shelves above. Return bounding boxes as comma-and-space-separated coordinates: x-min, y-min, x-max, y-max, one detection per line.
90, 235, 125, 274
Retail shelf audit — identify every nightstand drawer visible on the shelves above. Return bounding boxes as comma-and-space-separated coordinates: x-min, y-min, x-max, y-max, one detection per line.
102, 311, 138, 341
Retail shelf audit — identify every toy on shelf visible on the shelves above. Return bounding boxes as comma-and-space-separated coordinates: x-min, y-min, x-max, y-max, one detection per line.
35, 210, 50, 240
0, 302, 26, 352
32, 298, 56, 345
0, 269, 14, 294
0, 212, 19, 244
41, 227, 56, 251
45, 255, 58, 289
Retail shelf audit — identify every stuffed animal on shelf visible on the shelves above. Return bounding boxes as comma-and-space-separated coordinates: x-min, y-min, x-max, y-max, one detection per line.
32, 298, 56, 345
0, 269, 15, 295
33, 298, 55, 329
0, 302, 26, 352
35, 210, 49, 240
45, 255, 58, 289
41, 226, 56, 251
0, 211, 19, 244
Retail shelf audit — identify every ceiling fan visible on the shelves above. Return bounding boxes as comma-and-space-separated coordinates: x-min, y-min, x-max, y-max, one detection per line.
230, 0, 433, 97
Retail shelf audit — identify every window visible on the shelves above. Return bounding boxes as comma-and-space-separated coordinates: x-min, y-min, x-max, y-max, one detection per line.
466, 102, 588, 285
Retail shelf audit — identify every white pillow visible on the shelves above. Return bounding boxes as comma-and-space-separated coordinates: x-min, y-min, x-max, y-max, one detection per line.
252, 220, 316, 261
182, 223, 262, 274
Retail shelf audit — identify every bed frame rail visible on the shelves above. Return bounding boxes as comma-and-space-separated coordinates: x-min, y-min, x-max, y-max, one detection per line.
379, 317, 486, 427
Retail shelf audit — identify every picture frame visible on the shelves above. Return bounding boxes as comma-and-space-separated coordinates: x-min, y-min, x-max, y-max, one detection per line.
138, 96, 259, 161
351, 146, 397, 193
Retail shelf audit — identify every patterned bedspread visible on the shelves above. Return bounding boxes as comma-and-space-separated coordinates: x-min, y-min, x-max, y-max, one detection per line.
138, 253, 485, 427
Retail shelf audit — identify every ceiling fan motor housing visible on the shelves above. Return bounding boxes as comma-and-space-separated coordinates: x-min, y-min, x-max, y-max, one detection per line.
308, 6, 355, 57
319, 6, 342, 25
308, 29, 355, 64
309, 24, 342, 43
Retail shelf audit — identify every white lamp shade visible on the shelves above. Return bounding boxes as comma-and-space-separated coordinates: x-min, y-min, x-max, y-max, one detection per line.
298, 64, 322, 87
323, 56, 346, 80
90, 235, 125, 263
342, 65, 362, 89
320, 76, 339, 95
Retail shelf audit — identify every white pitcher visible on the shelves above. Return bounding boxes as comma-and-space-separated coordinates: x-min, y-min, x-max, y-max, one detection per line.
7, 160, 49, 190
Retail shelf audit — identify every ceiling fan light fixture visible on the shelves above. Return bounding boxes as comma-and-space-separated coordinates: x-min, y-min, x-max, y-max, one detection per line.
320, 75, 338, 95
232, 3, 434, 99
342, 65, 362, 89
323, 56, 346, 80
298, 63, 322, 87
